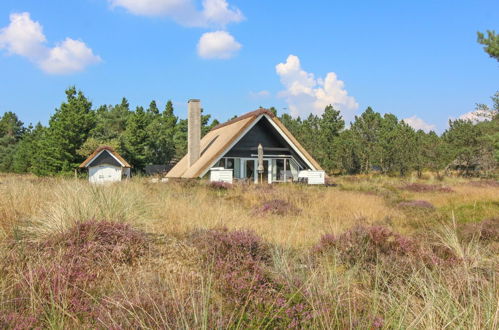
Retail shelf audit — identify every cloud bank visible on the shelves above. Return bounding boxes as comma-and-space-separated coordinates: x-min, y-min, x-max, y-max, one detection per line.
276, 55, 358, 119
0, 12, 101, 74
403, 115, 436, 133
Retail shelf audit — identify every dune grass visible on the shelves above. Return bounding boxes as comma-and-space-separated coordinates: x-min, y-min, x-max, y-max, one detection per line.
0, 174, 497, 328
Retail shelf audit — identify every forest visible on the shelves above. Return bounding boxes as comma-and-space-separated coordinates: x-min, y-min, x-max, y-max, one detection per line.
0, 87, 498, 177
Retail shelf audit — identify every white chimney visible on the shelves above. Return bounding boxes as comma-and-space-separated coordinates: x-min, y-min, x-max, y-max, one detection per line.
188, 99, 201, 167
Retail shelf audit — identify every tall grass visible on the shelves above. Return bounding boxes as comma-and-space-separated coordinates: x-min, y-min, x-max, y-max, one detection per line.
0, 174, 497, 328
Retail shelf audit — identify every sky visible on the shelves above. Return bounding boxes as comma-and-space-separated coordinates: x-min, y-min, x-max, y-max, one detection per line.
0, 0, 498, 133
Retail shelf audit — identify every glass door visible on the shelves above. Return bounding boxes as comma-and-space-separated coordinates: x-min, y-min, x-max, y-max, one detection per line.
244, 159, 256, 183
259, 160, 269, 184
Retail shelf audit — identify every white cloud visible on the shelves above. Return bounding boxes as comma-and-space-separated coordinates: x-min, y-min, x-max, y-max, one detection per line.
39, 38, 102, 74
457, 109, 496, 123
0, 12, 101, 74
109, 0, 243, 27
275, 55, 358, 119
201, 0, 244, 26
403, 115, 436, 132
0, 12, 46, 59
197, 30, 241, 59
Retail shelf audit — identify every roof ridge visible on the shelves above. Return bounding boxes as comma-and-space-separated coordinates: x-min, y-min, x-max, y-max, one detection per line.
79, 146, 132, 168
211, 108, 274, 131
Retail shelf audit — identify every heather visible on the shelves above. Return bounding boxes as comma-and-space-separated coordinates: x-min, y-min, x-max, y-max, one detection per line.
252, 199, 301, 216
0, 174, 498, 328
401, 182, 454, 193
397, 199, 435, 209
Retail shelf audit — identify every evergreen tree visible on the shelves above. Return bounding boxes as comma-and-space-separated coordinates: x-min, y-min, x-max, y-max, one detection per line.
146, 100, 178, 164
319, 105, 344, 171
378, 113, 400, 173
31, 87, 95, 174
30, 125, 61, 176
0, 112, 25, 172
391, 121, 417, 176
300, 114, 322, 160
173, 118, 188, 159
350, 107, 383, 173
122, 106, 150, 170
333, 129, 362, 174
279, 113, 302, 139
92, 97, 131, 141
477, 30, 499, 62
443, 119, 486, 176
11, 123, 39, 173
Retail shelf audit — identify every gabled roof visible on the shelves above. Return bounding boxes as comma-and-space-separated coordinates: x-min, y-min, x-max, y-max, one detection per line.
166, 108, 322, 179
79, 146, 132, 168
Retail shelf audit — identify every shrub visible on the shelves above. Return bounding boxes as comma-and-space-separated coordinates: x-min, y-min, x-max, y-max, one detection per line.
459, 218, 499, 242
313, 225, 417, 266
1, 220, 148, 326
397, 200, 435, 209
401, 183, 453, 193
0, 312, 38, 330
253, 199, 301, 216
208, 181, 232, 190
190, 228, 273, 303
467, 180, 499, 187
190, 228, 312, 327
314, 225, 463, 271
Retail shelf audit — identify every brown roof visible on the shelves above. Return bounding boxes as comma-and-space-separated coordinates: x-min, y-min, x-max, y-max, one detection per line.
166, 109, 322, 179
79, 146, 132, 168
211, 108, 275, 130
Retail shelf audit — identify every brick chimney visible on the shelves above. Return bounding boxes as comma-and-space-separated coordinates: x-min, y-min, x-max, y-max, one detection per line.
187, 99, 201, 168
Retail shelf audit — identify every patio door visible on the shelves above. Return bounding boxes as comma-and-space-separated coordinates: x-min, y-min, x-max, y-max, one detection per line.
241, 158, 272, 183
243, 159, 256, 183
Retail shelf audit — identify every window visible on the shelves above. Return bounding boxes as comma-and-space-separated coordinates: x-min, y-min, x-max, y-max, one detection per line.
245, 159, 255, 180
215, 158, 225, 168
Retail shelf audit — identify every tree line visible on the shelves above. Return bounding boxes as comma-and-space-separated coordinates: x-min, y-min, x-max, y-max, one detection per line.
0, 87, 218, 176
278, 94, 498, 177
0, 87, 497, 177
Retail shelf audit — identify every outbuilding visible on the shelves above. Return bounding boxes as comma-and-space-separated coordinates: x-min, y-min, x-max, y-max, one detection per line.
79, 146, 132, 184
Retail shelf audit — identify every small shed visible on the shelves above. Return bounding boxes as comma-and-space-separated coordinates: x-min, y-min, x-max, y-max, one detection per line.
79, 146, 132, 184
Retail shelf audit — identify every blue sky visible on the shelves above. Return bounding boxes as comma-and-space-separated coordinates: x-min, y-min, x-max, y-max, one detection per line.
0, 0, 498, 132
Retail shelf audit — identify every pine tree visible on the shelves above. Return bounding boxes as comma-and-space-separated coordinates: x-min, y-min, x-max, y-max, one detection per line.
443, 119, 485, 176
350, 107, 383, 173
32, 87, 96, 174
378, 113, 400, 173
30, 125, 62, 176
477, 30, 499, 62
146, 100, 178, 164
173, 118, 188, 159
319, 105, 344, 172
333, 129, 362, 174
122, 106, 150, 170
0, 112, 25, 172
92, 97, 131, 141
300, 114, 322, 160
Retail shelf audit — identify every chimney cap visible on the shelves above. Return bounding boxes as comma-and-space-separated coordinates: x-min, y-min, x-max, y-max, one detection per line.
188, 99, 200, 103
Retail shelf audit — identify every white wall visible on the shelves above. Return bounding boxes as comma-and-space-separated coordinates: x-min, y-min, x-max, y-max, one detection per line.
89, 165, 123, 184
210, 168, 233, 183
298, 170, 325, 185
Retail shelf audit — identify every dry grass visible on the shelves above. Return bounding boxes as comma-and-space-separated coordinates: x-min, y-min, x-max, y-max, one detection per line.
0, 174, 498, 328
